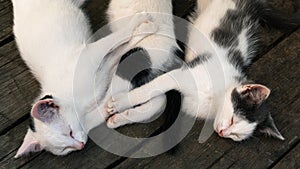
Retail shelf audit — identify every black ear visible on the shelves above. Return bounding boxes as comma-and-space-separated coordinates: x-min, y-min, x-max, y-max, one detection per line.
238, 84, 271, 105
31, 99, 59, 123
259, 114, 285, 140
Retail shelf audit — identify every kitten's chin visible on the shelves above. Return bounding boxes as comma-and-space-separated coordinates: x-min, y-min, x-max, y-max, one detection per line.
226, 134, 250, 142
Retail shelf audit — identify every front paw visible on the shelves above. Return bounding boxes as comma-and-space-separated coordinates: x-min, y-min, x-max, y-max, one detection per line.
129, 12, 153, 31
106, 112, 129, 129
106, 92, 131, 116
134, 21, 158, 36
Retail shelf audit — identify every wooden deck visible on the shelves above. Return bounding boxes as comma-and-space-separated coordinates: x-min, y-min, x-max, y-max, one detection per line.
0, 0, 299, 168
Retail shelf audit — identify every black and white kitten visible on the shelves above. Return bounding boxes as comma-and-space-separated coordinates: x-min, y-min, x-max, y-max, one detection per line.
107, 0, 299, 141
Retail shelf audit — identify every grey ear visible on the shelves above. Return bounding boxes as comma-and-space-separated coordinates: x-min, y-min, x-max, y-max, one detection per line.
260, 114, 285, 140
31, 99, 59, 123
239, 84, 271, 105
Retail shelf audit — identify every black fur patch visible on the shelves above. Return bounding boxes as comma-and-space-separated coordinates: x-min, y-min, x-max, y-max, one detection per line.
173, 47, 185, 61
129, 46, 184, 140
186, 53, 211, 68
234, 75, 248, 84
211, 8, 243, 48
236, 0, 300, 31
40, 95, 53, 100
116, 47, 152, 82
117, 47, 184, 88
227, 49, 244, 71
211, 0, 264, 71
231, 88, 269, 124
29, 117, 36, 132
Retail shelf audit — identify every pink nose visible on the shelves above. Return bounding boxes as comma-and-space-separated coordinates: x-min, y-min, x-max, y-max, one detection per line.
75, 142, 85, 150
80, 142, 85, 149
219, 130, 225, 137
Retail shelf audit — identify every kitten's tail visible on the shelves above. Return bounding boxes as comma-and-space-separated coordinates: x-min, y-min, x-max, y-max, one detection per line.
260, 1, 300, 31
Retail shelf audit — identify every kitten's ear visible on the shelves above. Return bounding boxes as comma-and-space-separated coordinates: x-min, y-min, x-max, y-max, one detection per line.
238, 84, 271, 105
31, 99, 59, 123
15, 130, 43, 158
260, 114, 285, 140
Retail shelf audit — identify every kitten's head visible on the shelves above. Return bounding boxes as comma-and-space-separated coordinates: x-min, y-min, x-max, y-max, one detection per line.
214, 84, 284, 141
15, 95, 86, 158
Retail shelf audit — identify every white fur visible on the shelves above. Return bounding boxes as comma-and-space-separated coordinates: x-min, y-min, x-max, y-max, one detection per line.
186, 0, 236, 61
105, 0, 180, 128
13, 0, 157, 157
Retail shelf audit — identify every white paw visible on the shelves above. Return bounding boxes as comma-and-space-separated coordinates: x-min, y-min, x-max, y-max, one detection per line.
106, 97, 117, 116
129, 12, 153, 30
106, 92, 132, 115
106, 112, 129, 129
134, 21, 158, 36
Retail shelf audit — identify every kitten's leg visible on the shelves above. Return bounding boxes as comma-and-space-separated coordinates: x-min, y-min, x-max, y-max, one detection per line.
104, 20, 158, 66
83, 13, 156, 66
107, 95, 166, 128
82, 24, 158, 132
106, 68, 184, 114
93, 21, 158, 105
197, 0, 212, 12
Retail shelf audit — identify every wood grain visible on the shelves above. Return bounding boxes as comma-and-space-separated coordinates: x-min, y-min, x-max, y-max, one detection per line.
0, 0, 299, 168
0, 41, 40, 134
0, 0, 13, 44
273, 144, 300, 169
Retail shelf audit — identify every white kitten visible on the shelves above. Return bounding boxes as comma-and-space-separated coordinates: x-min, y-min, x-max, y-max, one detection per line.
13, 0, 157, 157
106, 0, 299, 141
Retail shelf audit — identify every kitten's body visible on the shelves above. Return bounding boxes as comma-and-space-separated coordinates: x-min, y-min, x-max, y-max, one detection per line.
108, 0, 299, 141
105, 0, 182, 128
13, 0, 156, 157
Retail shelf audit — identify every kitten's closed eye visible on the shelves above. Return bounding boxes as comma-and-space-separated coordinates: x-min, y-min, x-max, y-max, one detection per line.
216, 114, 257, 141
70, 130, 74, 138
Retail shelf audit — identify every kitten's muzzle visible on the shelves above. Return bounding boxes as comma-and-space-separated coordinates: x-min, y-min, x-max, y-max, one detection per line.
74, 141, 85, 150
219, 130, 225, 137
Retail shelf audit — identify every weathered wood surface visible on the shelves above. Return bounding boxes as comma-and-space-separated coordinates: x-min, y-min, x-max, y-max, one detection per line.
0, 0, 13, 44
0, 0, 299, 169
0, 41, 40, 134
273, 144, 300, 169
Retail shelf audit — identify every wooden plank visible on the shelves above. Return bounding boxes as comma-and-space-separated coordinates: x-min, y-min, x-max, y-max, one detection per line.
273, 144, 300, 169
111, 122, 238, 169
83, 0, 110, 33
0, 41, 40, 134
0, 0, 13, 44
1, 0, 298, 168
